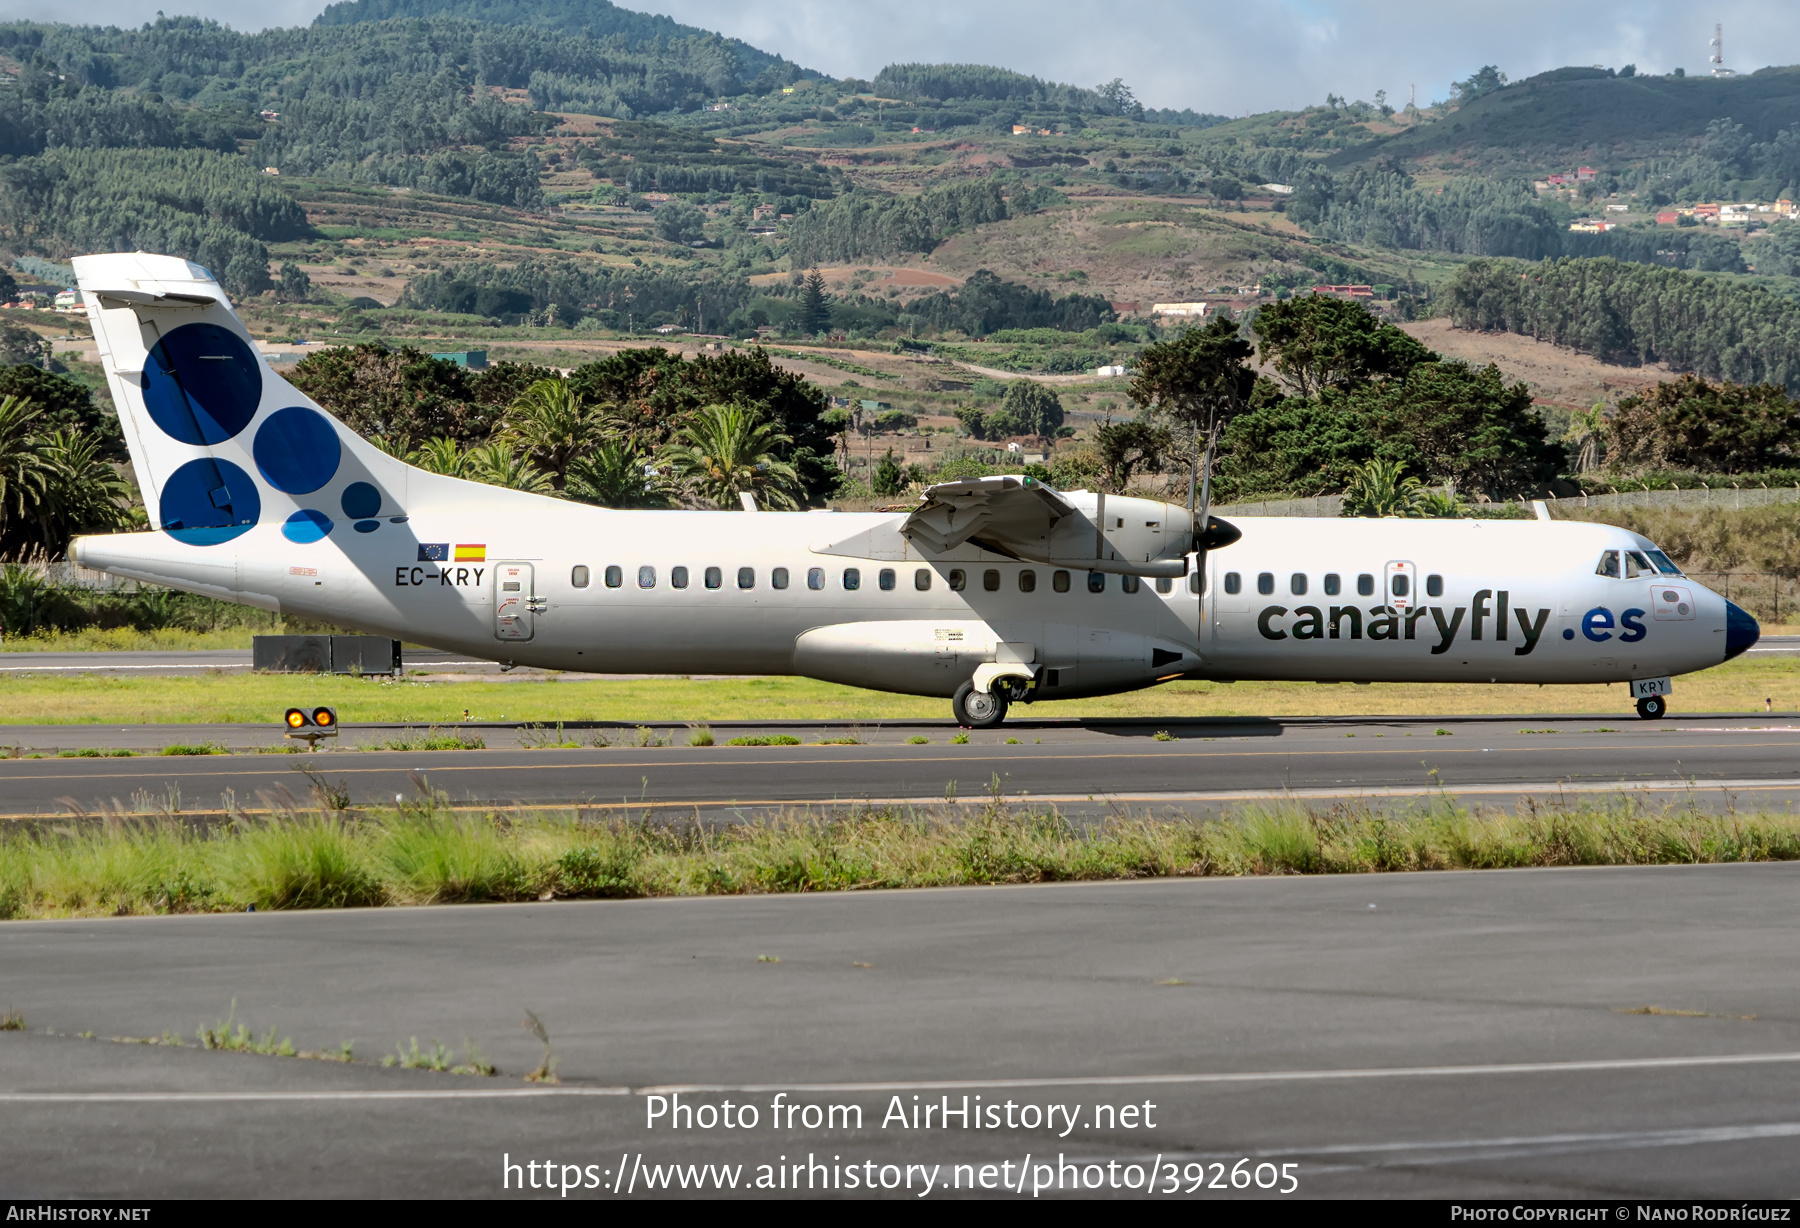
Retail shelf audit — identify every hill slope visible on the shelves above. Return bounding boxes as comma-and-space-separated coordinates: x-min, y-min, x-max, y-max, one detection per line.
1333, 66, 1800, 172
314, 0, 803, 82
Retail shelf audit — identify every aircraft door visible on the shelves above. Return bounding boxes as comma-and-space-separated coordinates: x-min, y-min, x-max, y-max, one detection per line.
493, 562, 536, 641
1384, 561, 1416, 614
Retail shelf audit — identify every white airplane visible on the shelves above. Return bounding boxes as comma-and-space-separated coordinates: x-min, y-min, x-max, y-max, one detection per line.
70, 252, 1758, 726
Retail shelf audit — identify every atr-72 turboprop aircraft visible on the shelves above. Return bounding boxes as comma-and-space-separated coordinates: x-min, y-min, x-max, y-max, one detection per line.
70, 252, 1759, 725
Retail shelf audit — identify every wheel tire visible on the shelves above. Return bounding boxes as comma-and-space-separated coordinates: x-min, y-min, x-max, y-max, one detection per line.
952, 681, 1009, 729
1636, 695, 1667, 720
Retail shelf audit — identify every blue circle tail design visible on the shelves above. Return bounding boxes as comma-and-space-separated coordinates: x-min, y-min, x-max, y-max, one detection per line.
353, 520, 380, 533
141, 323, 262, 445
340, 482, 382, 520
158, 459, 261, 545
282, 510, 333, 544
254, 407, 342, 494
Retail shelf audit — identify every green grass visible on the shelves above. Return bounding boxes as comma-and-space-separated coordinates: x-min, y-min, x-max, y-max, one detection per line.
3, 658, 1800, 726
3, 792, 1797, 920
727, 734, 803, 746
367, 728, 487, 752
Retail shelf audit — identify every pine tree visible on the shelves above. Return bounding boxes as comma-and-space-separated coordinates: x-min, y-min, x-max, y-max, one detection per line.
798, 270, 831, 335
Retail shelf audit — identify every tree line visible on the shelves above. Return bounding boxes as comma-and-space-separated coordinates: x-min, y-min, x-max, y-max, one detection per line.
785, 182, 1010, 268
1445, 256, 1800, 392
399, 257, 752, 329
289, 342, 839, 507
0, 148, 308, 296
1102, 296, 1561, 505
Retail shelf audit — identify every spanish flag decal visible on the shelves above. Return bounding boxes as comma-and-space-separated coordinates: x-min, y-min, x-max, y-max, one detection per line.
454, 544, 486, 562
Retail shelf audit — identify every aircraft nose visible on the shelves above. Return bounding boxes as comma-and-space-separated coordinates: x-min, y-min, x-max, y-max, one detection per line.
1725, 601, 1760, 661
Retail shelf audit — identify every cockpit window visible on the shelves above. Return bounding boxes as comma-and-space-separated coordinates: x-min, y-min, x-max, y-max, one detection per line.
1645, 549, 1683, 576
1595, 550, 1621, 579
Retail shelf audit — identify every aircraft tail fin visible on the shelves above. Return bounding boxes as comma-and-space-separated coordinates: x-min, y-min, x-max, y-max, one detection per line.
75, 251, 413, 547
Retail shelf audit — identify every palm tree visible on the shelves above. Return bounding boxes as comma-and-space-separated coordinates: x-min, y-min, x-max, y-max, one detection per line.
565, 440, 674, 509
409, 435, 475, 478
1564, 402, 1607, 473
0, 394, 51, 541
498, 379, 600, 489
658, 403, 803, 510
466, 441, 553, 494
1414, 481, 1469, 519
33, 430, 131, 550
1340, 457, 1424, 518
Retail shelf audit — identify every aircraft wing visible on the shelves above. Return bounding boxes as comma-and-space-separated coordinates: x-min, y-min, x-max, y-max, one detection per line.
900, 476, 1077, 557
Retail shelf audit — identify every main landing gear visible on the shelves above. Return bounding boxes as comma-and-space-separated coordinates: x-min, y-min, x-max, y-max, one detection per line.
1636, 695, 1667, 720
952, 681, 1008, 729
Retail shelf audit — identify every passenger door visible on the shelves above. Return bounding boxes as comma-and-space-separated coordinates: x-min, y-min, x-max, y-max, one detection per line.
1384, 560, 1416, 613
493, 562, 536, 641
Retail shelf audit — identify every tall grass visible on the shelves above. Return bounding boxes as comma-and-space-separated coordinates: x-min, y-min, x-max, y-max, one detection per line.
2, 794, 1797, 920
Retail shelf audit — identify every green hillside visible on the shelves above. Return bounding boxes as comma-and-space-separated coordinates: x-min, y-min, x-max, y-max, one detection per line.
312, 0, 804, 84
1332, 65, 1800, 173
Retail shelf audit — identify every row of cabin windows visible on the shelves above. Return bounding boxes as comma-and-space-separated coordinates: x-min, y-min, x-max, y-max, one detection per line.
568, 565, 1207, 594
1222, 572, 1446, 599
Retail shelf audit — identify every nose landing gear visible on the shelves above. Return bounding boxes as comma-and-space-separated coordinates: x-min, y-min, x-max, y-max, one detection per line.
1636, 695, 1667, 720
952, 681, 1009, 729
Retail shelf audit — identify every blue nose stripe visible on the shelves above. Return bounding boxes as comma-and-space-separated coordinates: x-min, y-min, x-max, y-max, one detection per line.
1725, 601, 1760, 661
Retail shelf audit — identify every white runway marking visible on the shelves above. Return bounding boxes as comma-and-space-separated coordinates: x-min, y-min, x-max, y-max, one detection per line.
12, 1051, 1796, 1103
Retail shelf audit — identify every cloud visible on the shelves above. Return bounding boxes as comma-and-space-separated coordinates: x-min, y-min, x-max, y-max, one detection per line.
25, 0, 1800, 114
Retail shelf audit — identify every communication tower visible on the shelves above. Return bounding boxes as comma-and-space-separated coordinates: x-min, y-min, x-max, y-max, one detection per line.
1710, 23, 1735, 77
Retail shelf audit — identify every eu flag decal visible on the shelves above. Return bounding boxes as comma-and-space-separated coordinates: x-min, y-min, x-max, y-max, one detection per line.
418, 543, 448, 562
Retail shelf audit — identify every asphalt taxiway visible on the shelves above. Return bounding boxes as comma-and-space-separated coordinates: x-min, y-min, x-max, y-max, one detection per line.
3, 714, 1800, 818
1, 863, 1795, 1197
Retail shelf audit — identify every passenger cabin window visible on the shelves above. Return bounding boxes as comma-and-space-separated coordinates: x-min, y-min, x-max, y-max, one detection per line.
772, 567, 789, 590
1053, 570, 1071, 593
1155, 577, 1172, 594
1224, 572, 1242, 595
1323, 574, 1341, 596
983, 569, 1001, 592
843, 568, 861, 591
571, 565, 590, 589
671, 566, 689, 589
808, 567, 825, 590
1290, 573, 1307, 596
1020, 570, 1037, 593
604, 565, 622, 589
738, 567, 755, 589
1357, 573, 1375, 597
1257, 572, 1274, 596
1189, 572, 1202, 594
1596, 550, 1621, 579
638, 566, 655, 589
1645, 549, 1682, 576
1625, 550, 1653, 578
1122, 574, 1141, 594
1390, 574, 1409, 598
915, 569, 932, 591
1426, 574, 1443, 598
704, 566, 722, 590
879, 568, 896, 591
948, 569, 966, 591
1088, 572, 1106, 593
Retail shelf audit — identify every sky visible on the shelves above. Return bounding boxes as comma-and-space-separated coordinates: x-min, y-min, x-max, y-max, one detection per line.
13, 0, 1800, 114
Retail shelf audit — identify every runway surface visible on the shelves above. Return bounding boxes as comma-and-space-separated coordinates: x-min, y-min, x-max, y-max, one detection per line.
3, 637, 1798, 677
5, 715, 1800, 817
2, 864, 1795, 1197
